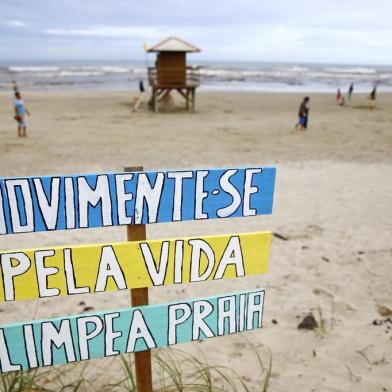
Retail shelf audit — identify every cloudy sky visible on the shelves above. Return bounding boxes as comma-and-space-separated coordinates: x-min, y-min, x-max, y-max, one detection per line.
1, 0, 391, 64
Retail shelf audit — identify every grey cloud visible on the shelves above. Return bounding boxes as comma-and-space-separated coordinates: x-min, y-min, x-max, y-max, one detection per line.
0, 0, 391, 63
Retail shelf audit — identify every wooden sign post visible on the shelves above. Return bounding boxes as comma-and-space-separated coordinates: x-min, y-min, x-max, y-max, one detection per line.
125, 166, 152, 392
0, 166, 276, 383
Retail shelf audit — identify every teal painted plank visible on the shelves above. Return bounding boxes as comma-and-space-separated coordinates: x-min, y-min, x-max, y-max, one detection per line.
0, 167, 276, 235
0, 289, 265, 373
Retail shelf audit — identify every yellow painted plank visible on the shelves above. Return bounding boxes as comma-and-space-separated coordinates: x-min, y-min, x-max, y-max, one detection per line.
0, 232, 271, 302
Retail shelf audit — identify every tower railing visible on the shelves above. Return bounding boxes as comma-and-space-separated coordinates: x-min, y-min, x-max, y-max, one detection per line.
147, 66, 201, 87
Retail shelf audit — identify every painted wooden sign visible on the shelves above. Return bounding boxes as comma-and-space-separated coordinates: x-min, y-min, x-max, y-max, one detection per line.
0, 167, 275, 235
0, 232, 271, 302
0, 289, 265, 373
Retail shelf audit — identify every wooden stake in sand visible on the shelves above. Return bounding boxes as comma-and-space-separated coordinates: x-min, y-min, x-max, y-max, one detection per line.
125, 165, 153, 392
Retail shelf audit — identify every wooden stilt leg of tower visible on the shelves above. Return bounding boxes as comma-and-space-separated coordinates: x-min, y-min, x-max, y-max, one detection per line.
191, 88, 196, 112
186, 89, 190, 110
154, 88, 158, 113
149, 86, 197, 113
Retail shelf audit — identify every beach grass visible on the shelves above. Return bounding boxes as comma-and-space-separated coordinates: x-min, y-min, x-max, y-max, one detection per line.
0, 340, 272, 391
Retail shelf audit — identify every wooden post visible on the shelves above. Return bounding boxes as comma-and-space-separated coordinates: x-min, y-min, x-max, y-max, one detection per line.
186, 89, 190, 110
191, 88, 196, 112
124, 165, 153, 392
154, 88, 158, 113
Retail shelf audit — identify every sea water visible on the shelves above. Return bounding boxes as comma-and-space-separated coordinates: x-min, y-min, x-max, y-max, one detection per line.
0, 59, 391, 93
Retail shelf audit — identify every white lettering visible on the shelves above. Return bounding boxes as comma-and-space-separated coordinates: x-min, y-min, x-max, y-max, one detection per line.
168, 303, 192, 345
126, 310, 156, 352
33, 178, 60, 230
78, 175, 112, 228
41, 320, 75, 366
6, 179, 34, 233
238, 294, 247, 332
214, 236, 244, 279
243, 169, 262, 216
64, 248, 89, 295
134, 173, 164, 224
65, 178, 75, 229
105, 313, 122, 356
189, 239, 215, 282
195, 171, 208, 219
23, 325, 38, 368
140, 241, 169, 286
35, 250, 60, 297
115, 174, 134, 225
78, 316, 103, 360
246, 292, 264, 330
192, 301, 214, 340
0, 329, 21, 371
0, 252, 31, 301
217, 170, 241, 217
167, 171, 193, 221
95, 246, 126, 292
174, 240, 184, 284
218, 296, 236, 335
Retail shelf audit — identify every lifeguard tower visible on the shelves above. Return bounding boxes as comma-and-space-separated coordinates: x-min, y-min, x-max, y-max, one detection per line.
147, 37, 201, 112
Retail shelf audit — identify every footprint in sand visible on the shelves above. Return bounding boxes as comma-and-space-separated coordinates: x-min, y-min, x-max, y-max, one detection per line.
285, 224, 324, 241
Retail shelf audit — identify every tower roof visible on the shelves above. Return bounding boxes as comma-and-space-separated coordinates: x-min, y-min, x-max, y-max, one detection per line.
147, 37, 201, 53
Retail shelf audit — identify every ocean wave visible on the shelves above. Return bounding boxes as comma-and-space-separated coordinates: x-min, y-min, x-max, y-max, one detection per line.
68, 65, 132, 74
1, 62, 391, 92
7, 65, 137, 75
277, 66, 310, 72
58, 70, 106, 77
9, 66, 61, 72
324, 67, 377, 74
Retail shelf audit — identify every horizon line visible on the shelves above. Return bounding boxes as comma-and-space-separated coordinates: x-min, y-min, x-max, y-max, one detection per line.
0, 58, 391, 67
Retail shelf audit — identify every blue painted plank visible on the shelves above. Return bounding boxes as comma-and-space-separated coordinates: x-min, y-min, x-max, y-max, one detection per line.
0, 289, 265, 373
0, 167, 275, 235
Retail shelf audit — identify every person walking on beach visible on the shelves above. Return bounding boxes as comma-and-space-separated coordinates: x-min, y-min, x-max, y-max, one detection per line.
336, 88, 341, 103
348, 83, 354, 100
295, 96, 310, 130
368, 86, 377, 110
14, 91, 30, 137
132, 79, 145, 112
336, 88, 345, 106
12, 80, 19, 94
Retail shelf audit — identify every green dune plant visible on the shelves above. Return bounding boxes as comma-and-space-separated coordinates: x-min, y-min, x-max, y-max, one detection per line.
0, 340, 271, 392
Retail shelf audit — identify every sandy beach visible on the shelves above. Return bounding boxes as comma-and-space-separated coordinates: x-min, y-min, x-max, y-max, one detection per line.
0, 90, 391, 391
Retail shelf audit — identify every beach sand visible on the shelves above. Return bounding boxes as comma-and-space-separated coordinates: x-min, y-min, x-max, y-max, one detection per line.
0, 90, 391, 391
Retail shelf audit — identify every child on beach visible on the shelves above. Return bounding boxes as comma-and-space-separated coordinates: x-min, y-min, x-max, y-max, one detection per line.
295, 96, 310, 130
14, 92, 30, 137
336, 89, 345, 106
336, 88, 341, 102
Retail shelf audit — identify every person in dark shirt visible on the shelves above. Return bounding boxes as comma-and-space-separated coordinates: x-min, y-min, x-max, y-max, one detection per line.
132, 80, 145, 112
139, 80, 145, 93
368, 86, 377, 110
295, 96, 310, 130
348, 83, 354, 100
